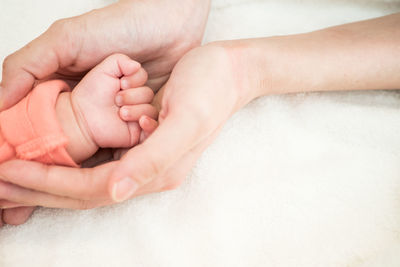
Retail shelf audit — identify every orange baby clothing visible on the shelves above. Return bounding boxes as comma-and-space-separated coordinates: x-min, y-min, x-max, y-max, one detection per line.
0, 80, 78, 167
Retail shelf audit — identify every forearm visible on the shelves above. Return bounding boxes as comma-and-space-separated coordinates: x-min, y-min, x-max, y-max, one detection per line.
56, 92, 98, 164
223, 13, 400, 98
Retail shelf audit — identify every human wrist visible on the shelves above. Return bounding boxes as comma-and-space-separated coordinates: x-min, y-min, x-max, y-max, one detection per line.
206, 35, 335, 103
229, 14, 400, 97
206, 39, 274, 105
56, 92, 98, 163
212, 36, 315, 98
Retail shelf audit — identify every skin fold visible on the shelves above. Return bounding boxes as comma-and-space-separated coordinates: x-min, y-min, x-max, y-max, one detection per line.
0, 0, 211, 225
0, 2, 399, 226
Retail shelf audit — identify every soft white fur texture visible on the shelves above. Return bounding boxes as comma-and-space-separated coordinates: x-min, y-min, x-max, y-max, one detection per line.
1, 0, 400, 266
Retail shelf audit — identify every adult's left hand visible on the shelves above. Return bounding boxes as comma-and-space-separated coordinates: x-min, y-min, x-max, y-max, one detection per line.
0, 43, 260, 214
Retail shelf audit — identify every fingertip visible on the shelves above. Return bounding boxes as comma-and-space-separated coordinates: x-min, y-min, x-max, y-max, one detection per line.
0, 200, 25, 209
120, 57, 141, 76
139, 115, 158, 133
2, 206, 35, 226
123, 56, 142, 75
110, 176, 138, 203
139, 115, 149, 126
120, 68, 148, 90
120, 107, 129, 120
115, 94, 123, 106
128, 60, 141, 73
139, 115, 151, 128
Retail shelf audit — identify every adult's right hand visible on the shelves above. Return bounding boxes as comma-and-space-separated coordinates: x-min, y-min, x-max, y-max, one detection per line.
0, 0, 211, 226
0, 0, 211, 110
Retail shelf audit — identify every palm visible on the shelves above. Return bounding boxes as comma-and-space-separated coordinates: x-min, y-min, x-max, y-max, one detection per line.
130, 45, 250, 194
0, 0, 211, 226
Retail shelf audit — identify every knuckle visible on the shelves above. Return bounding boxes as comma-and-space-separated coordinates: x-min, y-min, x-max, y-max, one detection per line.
41, 164, 57, 189
2, 53, 19, 75
2, 54, 13, 69
79, 168, 98, 200
48, 18, 75, 46
49, 18, 69, 32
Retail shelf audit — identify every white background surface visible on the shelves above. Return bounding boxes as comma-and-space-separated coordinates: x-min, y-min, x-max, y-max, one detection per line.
1, 0, 400, 266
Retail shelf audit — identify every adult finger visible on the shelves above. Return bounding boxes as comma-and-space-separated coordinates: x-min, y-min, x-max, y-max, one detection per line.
2, 207, 36, 226
0, 179, 108, 209
0, 200, 28, 209
0, 19, 78, 110
0, 160, 117, 201
109, 107, 214, 202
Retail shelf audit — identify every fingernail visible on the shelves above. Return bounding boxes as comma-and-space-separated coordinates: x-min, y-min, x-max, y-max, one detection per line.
120, 107, 129, 119
112, 177, 138, 202
115, 95, 123, 106
121, 79, 129, 89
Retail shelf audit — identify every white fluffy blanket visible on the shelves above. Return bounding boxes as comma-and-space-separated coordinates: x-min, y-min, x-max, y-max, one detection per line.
1, 0, 400, 266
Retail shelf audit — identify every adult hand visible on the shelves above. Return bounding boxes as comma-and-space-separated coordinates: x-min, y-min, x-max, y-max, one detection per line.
6, 12, 398, 226
0, 0, 211, 226
0, 43, 260, 214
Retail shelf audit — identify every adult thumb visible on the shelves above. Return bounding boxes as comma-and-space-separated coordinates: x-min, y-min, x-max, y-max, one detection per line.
109, 110, 208, 202
1, 20, 72, 111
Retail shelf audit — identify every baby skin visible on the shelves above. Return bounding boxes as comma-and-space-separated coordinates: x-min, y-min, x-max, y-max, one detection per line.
56, 54, 159, 164
0, 54, 159, 168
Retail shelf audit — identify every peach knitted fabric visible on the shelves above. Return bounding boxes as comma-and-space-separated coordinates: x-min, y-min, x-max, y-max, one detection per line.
0, 80, 78, 167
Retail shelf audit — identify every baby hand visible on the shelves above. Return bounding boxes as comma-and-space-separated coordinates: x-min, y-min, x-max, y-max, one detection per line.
116, 87, 159, 143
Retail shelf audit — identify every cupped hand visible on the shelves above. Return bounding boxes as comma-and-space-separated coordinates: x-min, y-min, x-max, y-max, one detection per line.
109, 43, 260, 200
0, 0, 211, 226
0, 43, 260, 219
0, 0, 210, 109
